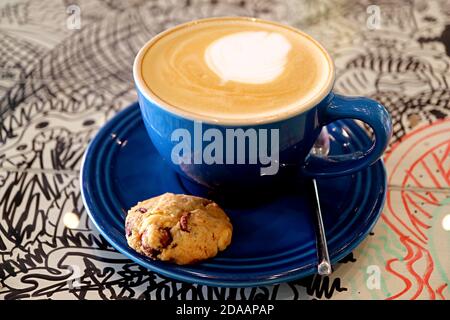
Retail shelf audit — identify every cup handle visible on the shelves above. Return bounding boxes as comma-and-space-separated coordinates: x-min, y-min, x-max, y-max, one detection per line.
301, 93, 392, 178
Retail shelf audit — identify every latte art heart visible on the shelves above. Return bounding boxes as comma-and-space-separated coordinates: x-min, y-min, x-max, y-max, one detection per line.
204, 31, 292, 84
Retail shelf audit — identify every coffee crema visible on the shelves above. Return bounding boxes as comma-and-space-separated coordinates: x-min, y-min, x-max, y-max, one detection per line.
139, 18, 333, 121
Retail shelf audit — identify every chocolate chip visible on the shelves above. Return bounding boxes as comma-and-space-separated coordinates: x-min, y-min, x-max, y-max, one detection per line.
150, 248, 161, 258
141, 234, 161, 258
125, 221, 132, 237
138, 207, 147, 213
143, 246, 160, 259
159, 227, 172, 248
180, 212, 191, 232
202, 199, 212, 206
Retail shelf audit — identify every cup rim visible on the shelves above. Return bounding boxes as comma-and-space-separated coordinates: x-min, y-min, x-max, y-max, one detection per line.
133, 16, 335, 126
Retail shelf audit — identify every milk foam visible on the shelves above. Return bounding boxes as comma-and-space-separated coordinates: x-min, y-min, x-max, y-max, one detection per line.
204, 31, 291, 84
140, 18, 334, 123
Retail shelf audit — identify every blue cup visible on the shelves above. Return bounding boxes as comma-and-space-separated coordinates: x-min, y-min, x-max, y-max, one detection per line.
133, 18, 392, 192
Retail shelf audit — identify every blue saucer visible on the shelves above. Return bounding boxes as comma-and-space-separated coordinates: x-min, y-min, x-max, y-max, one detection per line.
80, 102, 386, 287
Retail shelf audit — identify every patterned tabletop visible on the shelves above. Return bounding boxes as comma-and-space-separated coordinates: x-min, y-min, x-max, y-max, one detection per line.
0, 0, 449, 300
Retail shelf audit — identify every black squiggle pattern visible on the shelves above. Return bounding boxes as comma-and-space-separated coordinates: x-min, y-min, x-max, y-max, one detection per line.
0, 0, 448, 300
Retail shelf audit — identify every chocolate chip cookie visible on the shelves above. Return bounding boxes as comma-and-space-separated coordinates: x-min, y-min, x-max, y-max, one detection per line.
125, 193, 233, 265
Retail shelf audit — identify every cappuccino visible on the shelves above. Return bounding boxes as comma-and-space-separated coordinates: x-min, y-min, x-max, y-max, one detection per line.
139, 18, 333, 122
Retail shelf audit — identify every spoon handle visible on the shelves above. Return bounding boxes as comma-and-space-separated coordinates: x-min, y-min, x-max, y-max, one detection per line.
312, 178, 332, 276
